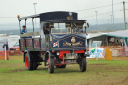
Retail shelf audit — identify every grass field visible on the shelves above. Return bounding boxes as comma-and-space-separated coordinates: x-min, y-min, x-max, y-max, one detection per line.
0, 56, 128, 85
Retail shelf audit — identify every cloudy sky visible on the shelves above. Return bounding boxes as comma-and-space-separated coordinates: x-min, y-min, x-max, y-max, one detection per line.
0, 0, 128, 25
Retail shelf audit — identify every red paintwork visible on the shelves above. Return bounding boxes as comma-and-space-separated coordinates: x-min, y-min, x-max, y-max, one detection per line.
62, 55, 65, 64
9, 46, 23, 56
75, 50, 85, 53
54, 55, 66, 66
59, 51, 70, 59
55, 50, 84, 66
25, 56, 29, 68
54, 51, 70, 66
48, 58, 50, 70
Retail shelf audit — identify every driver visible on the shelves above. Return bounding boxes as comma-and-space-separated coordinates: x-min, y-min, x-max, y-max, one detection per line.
21, 25, 26, 34
44, 28, 49, 34
43, 23, 49, 35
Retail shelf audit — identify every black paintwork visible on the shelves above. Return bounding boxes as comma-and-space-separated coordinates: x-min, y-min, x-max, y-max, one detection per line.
40, 11, 77, 22
19, 11, 87, 52
50, 34, 86, 50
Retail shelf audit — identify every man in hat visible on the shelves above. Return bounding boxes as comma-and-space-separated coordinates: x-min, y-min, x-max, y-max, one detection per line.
21, 25, 26, 34
3, 42, 9, 60
120, 38, 127, 57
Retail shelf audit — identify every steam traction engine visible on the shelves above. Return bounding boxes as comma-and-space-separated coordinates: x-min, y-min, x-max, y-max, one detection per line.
17, 11, 89, 73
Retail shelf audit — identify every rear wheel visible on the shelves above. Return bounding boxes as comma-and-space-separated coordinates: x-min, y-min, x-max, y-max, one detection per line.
25, 53, 33, 70
48, 56, 54, 73
79, 56, 86, 72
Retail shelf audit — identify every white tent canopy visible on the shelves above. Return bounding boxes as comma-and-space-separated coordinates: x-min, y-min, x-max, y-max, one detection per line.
87, 30, 128, 48
87, 30, 128, 39
105, 30, 128, 38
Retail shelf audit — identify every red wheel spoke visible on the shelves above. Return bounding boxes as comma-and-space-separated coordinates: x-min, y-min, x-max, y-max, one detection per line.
48, 58, 50, 70
25, 56, 29, 68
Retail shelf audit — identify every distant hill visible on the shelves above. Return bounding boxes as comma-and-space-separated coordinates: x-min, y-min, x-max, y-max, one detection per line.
0, 28, 40, 35
0, 23, 128, 35
87, 23, 128, 32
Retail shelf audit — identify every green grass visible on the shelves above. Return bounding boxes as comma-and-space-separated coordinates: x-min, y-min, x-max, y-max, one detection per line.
0, 56, 128, 85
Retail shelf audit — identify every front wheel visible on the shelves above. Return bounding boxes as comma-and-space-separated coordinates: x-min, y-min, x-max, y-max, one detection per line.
48, 56, 54, 73
79, 57, 86, 72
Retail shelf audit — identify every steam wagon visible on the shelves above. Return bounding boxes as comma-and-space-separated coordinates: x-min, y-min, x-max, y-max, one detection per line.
17, 11, 89, 73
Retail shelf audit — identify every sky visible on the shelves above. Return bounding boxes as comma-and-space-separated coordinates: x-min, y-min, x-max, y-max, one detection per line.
0, 0, 128, 29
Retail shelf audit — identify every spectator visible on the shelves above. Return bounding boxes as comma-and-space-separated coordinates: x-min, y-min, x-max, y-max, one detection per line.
3, 42, 8, 51
3, 42, 9, 60
120, 38, 127, 57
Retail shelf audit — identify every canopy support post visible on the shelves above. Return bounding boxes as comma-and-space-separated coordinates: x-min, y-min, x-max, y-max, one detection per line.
32, 18, 34, 32
25, 19, 27, 33
19, 20, 21, 35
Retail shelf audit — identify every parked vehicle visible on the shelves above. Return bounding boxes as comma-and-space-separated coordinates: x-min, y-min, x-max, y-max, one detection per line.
9, 42, 22, 55
17, 11, 89, 73
8, 35, 20, 48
